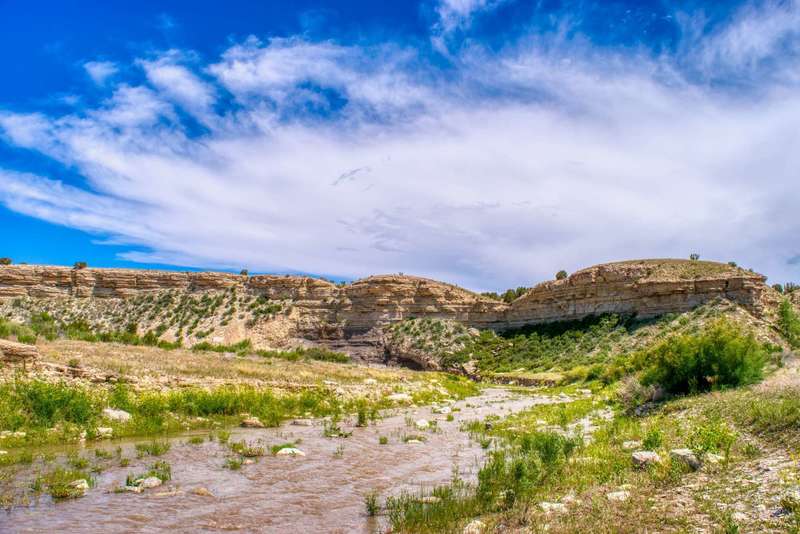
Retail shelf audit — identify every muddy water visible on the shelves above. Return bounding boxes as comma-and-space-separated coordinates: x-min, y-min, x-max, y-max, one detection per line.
3, 388, 554, 534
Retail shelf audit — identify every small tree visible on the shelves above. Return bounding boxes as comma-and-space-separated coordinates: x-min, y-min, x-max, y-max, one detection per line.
0, 257, 11, 265
73, 261, 88, 269
773, 283, 784, 294
689, 253, 700, 261
555, 270, 568, 280
727, 261, 737, 267
240, 269, 249, 276
786, 282, 799, 293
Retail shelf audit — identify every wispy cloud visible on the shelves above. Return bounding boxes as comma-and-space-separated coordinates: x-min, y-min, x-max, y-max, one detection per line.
83, 60, 118, 85
0, 1, 799, 290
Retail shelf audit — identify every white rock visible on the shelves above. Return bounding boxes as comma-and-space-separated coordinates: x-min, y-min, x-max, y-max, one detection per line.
364, 378, 377, 385
0, 450, 7, 455
463, 519, 485, 534
670, 449, 702, 470
622, 440, 642, 450
102, 408, 132, 423
276, 447, 306, 457
539, 501, 568, 513
405, 439, 423, 445
732, 512, 748, 522
606, 490, 630, 502
123, 485, 143, 493
388, 393, 413, 402
415, 419, 430, 430
632, 451, 661, 468
137, 477, 163, 489
69, 479, 90, 492
96, 427, 113, 439
705, 453, 725, 465
433, 406, 452, 415
577, 389, 592, 396
323, 380, 338, 386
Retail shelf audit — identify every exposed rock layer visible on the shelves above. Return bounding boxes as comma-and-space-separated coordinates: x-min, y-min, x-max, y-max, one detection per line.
0, 260, 768, 342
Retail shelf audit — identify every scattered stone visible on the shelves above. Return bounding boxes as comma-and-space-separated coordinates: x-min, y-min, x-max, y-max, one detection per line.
192, 487, 214, 497
415, 419, 430, 430
577, 388, 592, 396
705, 453, 725, 465
364, 378, 377, 385
539, 501, 568, 513
276, 447, 306, 457
606, 490, 630, 502
96, 427, 113, 439
622, 440, 642, 450
388, 393, 412, 402
243, 459, 256, 465
632, 451, 661, 468
291, 419, 314, 427
463, 519, 485, 534
732, 512, 748, 522
123, 485, 143, 493
405, 439, 423, 445
670, 449, 702, 471
323, 380, 338, 386
433, 406, 452, 415
138, 477, 163, 489
241, 416, 265, 428
102, 408, 132, 423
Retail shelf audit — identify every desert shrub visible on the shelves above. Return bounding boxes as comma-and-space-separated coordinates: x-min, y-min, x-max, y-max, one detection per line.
643, 426, 664, 450
778, 299, 800, 348
0, 257, 11, 265
555, 270, 568, 280
617, 376, 661, 414
689, 416, 737, 457
73, 261, 88, 270
640, 319, 766, 394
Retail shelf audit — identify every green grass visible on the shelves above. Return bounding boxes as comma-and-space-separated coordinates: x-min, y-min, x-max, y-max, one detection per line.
35, 467, 93, 499
255, 346, 350, 364
125, 460, 171, 486
778, 299, 800, 348
135, 440, 171, 457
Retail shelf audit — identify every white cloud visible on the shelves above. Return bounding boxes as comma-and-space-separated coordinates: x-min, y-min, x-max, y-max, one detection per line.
434, 0, 499, 33
83, 61, 118, 85
1, 7, 800, 291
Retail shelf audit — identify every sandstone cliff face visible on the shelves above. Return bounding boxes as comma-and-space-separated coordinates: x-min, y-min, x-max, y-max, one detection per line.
0, 260, 769, 349
505, 260, 767, 329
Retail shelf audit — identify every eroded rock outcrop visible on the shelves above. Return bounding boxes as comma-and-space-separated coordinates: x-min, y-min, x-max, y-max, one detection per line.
0, 260, 770, 357
0, 339, 39, 364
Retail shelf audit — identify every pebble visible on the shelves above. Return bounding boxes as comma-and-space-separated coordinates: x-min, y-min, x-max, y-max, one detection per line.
415, 419, 430, 430
405, 439, 423, 445
192, 487, 214, 497
69, 479, 90, 492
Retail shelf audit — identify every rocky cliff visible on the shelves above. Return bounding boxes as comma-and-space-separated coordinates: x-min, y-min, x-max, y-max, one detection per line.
0, 259, 769, 357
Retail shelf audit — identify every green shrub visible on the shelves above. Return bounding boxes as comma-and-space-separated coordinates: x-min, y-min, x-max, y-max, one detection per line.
641, 319, 766, 394
0, 257, 11, 265
778, 299, 800, 348
643, 427, 664, 450
0, 380, 98, 429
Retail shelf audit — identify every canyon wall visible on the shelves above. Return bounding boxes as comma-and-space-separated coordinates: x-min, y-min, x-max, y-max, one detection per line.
0, 260, 769, 342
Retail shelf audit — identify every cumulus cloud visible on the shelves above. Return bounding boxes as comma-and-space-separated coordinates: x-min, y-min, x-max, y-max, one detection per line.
1, 1, 799, 290
83, 60, 118, 85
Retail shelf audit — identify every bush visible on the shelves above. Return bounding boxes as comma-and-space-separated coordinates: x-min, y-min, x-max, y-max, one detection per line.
689, 253, 700, 261
641, 319, 766, 394
778, 299, 800, 348
555, 270, 568, 280
617, 376, 661, 414
73, 261, 88, 270
0, 257, 11, 265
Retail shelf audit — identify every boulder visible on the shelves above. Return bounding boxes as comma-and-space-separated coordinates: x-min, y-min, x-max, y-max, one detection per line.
191, 487, 214, 497
606, 490, 630, 502
670, 449, 701, 470
102, 408, 132, 423
415, 419, 430, 430
632, 451, 661, 468
241, 416, 265, 428
96, 427, 113, 439
0, 339, 39, 364
462, 519, 485, 534
137, 477, 163, 489
69, 479, 90, 493
539, 501, 568, 513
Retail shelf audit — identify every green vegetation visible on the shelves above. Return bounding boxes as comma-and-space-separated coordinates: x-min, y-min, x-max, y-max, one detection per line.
778, 298, 800, 348
480, 286, 529, 303
640, 319, 766, 394
125, 460, 171, 486
256, 346, 350, 364
135, 441, 171, 457
36, 467, 93, 499
0, 257, 11, 265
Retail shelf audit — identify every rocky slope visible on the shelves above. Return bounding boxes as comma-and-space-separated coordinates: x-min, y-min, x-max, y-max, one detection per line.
0, 259, 775, 362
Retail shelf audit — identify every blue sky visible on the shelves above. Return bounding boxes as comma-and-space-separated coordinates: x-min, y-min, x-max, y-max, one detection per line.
0, 0, 798, 291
